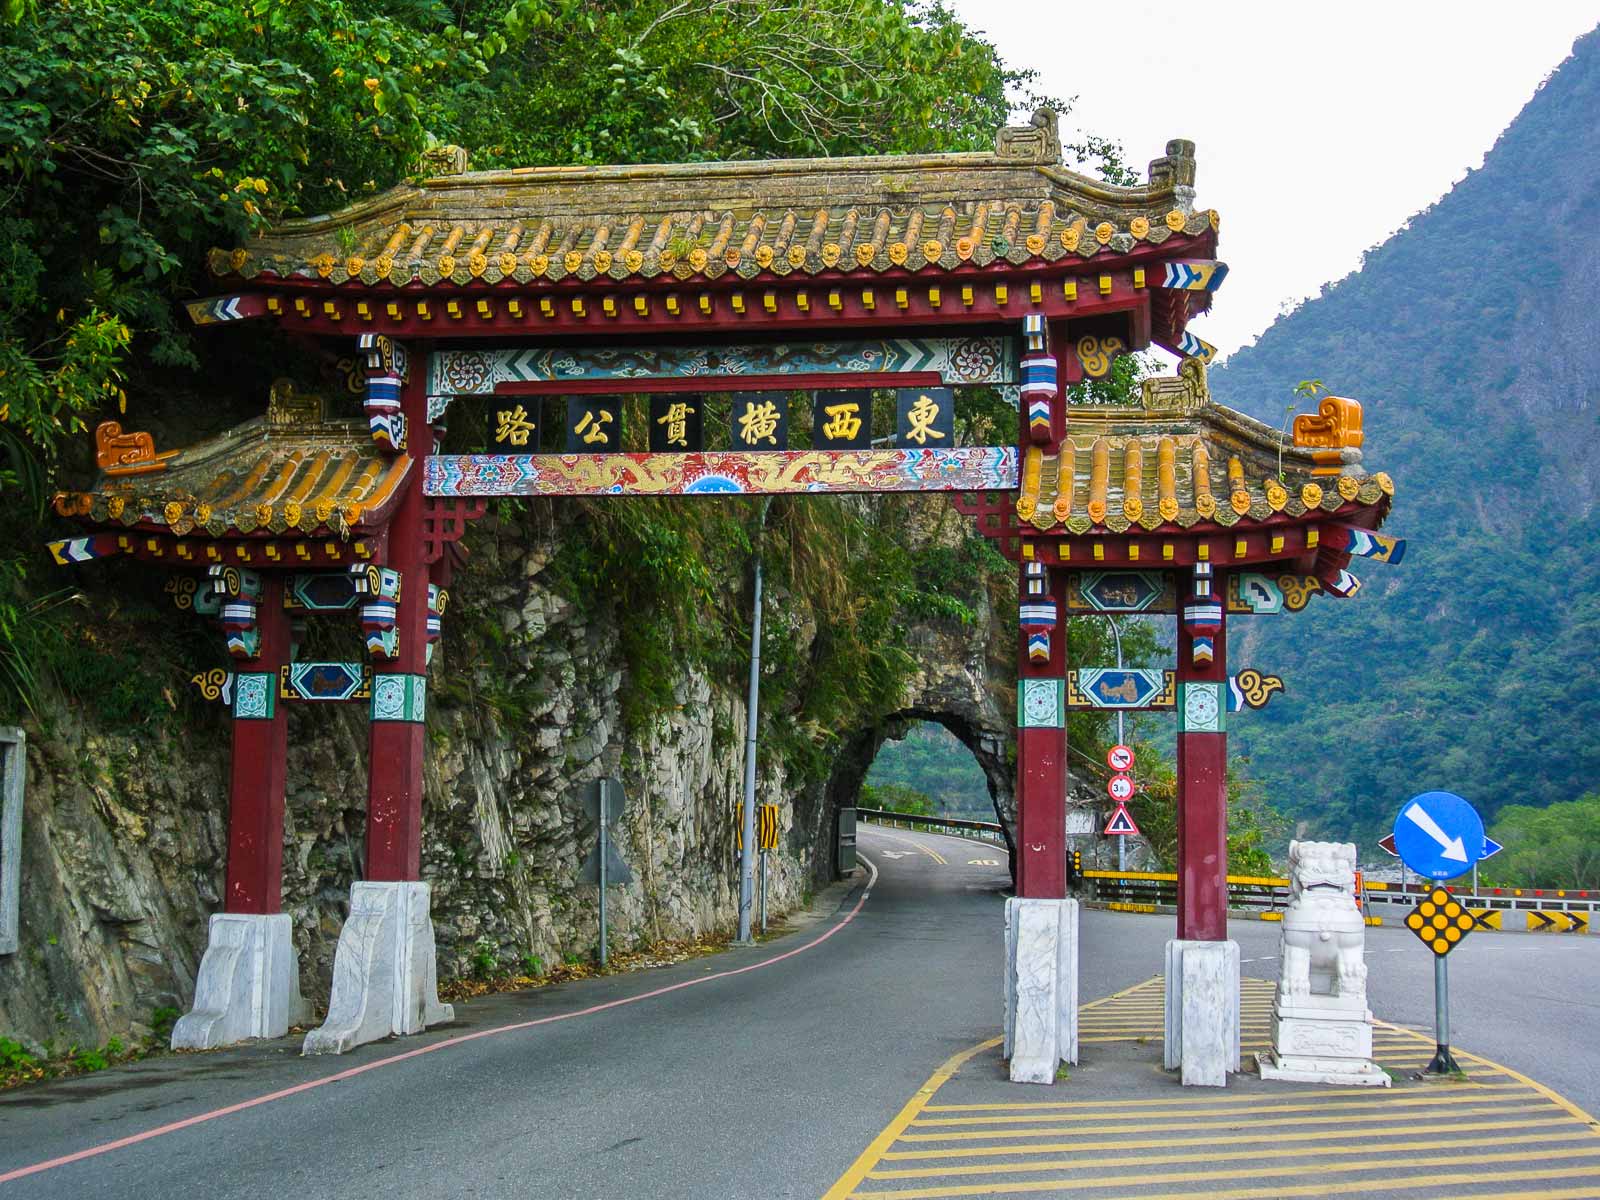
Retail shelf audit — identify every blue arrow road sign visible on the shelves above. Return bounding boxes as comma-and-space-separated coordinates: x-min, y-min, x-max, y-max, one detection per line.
1393, 791, 1486, 880
1480, 835, 1504, 861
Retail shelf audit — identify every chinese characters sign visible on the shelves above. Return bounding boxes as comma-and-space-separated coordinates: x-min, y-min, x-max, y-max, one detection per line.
814, 390, 872, 450
649, 396, 703, 451
565, 398, 620, 451
730, 393, 788, 450
895, 387, 954, 447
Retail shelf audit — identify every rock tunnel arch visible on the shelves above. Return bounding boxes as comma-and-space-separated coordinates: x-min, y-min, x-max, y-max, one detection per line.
824, 706, 1016, 882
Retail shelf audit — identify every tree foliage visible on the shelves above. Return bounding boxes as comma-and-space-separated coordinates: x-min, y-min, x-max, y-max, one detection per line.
1484, 794, 1600, 890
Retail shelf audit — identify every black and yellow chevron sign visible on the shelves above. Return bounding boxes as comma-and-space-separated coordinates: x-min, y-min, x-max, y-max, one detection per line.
735, 804, 781, 852
1527, 909, 1589, 933
1405, 887, 1475, 956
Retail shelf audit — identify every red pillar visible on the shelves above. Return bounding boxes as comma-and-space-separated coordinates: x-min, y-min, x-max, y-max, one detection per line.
1176, 567, 1228, 940
1013, 323, 1074, 900
225, 575, 289, 914
366, 354, 433, 881
1016, 562, 1068, 899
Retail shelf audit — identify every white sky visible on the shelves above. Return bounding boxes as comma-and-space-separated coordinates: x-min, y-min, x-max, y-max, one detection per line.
951, 1, 1600, 358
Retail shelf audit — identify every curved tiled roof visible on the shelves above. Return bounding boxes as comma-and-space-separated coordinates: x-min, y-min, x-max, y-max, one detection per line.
212, 131, 1216, 291
1014, 371, 1391, 536
53, 414, 412, 540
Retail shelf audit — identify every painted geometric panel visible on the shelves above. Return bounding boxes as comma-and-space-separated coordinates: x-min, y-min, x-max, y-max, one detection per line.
1018, 678, 1064, 728
424, 447, 1018, 498
280, 662, 371, 703
232, 673, 275, 721
370, 674, 427, 723
1179, 682, 1225, 733
1065, 571, 1176, 614
1066, 669, 1176, 710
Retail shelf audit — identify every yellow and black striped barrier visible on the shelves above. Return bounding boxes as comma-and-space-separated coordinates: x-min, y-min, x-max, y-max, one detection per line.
735, 803, 780, 852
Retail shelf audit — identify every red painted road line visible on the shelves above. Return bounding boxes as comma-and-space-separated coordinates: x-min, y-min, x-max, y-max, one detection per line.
0, 857, 880, 1186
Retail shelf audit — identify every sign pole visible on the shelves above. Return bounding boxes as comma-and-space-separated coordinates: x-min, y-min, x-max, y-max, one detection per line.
1427, 953, 1459, 1074
760, 850, 768, 935
598, 779, 609, 968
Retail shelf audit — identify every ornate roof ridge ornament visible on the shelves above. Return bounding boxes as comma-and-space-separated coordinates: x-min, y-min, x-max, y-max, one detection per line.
995, 106, 1062, 164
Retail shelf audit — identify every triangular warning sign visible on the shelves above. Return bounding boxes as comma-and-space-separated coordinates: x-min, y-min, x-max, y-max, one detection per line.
1104, 804, 1140, 836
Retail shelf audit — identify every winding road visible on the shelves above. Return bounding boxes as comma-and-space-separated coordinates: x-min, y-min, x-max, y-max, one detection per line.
1, 824, 1596, 1198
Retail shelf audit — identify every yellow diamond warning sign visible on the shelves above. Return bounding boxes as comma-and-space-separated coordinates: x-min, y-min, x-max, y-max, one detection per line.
1404, 887, 1476, 956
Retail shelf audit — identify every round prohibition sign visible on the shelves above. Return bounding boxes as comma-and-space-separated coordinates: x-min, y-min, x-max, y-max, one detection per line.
1107, 773, 1135, 803
1107, 744, 1135, 773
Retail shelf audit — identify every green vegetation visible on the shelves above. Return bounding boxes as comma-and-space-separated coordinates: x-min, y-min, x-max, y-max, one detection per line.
859, 779, 936, 817
0, 0, 1130, 759
1213, 28, 1600, 844
1, 1012, 170, 1090
1483, 794, 1600, 890
867, 725, 984, 817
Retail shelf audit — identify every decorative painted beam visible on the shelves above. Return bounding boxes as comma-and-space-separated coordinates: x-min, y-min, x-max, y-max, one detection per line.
1065, 668, 1177, 711
1332, 524, 1406, 564
184, 293, 270, 326
425, 336, 1017, 422
46, 535, 123, 566
1323, 568, 1362, 598
285, 565, 381, 612
279, 662, 373, 703
424, 446, 1018, 499
1020, 314, 1056, 445
1224, 572, 1331, 615
1159, 260, 1229, 291
1176, 330, 1218, 363
1227, 669, 1284, 713
1064, 570, 1178, 613
191, 668, 235, 706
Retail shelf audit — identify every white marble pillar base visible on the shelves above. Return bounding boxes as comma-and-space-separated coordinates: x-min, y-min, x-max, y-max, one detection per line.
303, 882, 454, 1055
172, 912, 311, 1049
1259, 993, 1389, 1086
1163, 939, 1240, 1082
1003, 898, 1078, 1085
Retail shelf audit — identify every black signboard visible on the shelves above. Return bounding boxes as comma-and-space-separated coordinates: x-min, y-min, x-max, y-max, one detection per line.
649, 394, 704, 452
564, 396, 621, 452
895, 387, 955, 449
812, 390, 873, 450
728, 392, 788, 451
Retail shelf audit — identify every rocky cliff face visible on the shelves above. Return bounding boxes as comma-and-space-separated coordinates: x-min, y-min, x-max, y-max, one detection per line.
0, 497, 1015, 1051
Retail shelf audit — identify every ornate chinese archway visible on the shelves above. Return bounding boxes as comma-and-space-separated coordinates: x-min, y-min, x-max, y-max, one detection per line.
47, 111, 1399, 1080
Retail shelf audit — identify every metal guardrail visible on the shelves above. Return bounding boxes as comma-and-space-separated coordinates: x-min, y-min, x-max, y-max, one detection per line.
856, 808, 1009, 848
1083, 870, 1597, 932
1082, 869, 1291, 915
855, 814, 1595, 933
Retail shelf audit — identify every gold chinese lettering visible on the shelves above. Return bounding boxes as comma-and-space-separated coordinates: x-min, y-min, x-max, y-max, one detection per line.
821, 402, 862, 442
574, 409, 614, 445
736, 399, 781, 446
904, 393, 945, 445
494, 404, 535, 447
655, 401, 696, 447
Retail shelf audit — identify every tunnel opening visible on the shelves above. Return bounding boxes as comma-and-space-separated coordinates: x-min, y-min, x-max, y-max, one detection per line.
823, 709, 1015, 885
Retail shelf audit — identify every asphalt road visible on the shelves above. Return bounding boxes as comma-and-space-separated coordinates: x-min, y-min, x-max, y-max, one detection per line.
1, 825, 1596, 1199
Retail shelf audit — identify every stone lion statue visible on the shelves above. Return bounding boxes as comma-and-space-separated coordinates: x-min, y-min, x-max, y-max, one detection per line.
1278, 840, 1366, 1004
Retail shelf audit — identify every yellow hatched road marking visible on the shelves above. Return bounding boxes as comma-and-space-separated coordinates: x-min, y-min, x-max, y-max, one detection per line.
923, 1081, 1525, 1111
880, 1116, 1587, 1160
866, 1141, 1600, 1182
848, 1164, 1600, 1199
819, 1037, 999, 1200
895, 1101, 1563, 1141
876, 1132, 1600, 1171
827, 975, 1600, 1200
909, 1085, 1536, 1124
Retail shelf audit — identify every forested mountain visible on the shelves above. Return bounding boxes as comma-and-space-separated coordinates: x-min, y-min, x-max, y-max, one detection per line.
1213, 27, 1600, 843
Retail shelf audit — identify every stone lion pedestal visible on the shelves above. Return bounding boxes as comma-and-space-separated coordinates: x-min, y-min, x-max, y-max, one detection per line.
1257, 841, 1390, 1087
